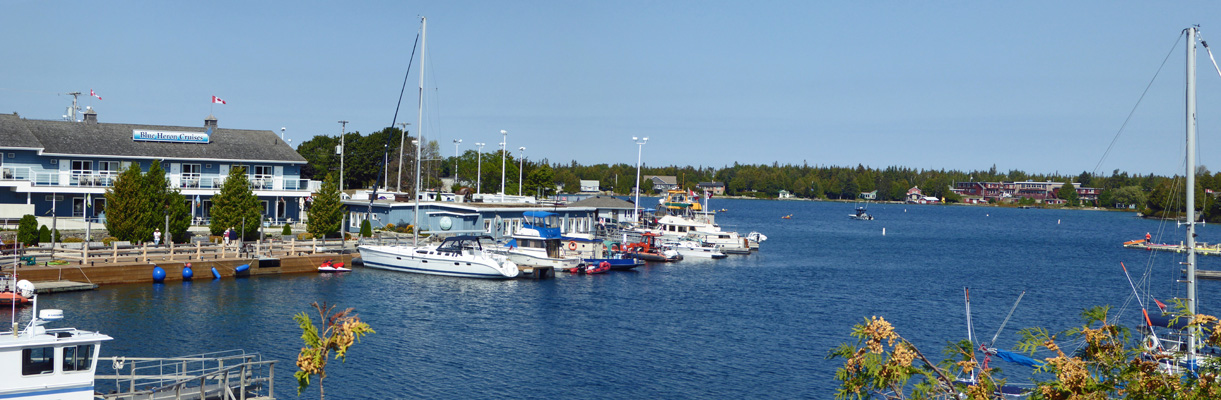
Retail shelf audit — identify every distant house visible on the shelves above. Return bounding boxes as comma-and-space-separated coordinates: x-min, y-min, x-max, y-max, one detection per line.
697, 182, 726, 196
860, 190, 877, 200
906, 186, 923, 203
643, 175, 678, 193
778, 190, 792, 199
579, 180, 600, 193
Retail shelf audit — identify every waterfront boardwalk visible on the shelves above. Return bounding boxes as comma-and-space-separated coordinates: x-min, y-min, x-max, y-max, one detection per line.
5, 238, 356, 286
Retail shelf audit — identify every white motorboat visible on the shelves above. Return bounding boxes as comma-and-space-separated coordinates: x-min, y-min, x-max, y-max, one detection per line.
492, 211, 581, 270
359, 235, 520, 279
849, 205, 873, 220
1, 280, 276, 399
659, 240, 727, 259
0, 281, 112, 400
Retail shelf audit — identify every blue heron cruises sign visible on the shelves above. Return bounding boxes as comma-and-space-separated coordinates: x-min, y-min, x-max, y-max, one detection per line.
131, 129, 211, 144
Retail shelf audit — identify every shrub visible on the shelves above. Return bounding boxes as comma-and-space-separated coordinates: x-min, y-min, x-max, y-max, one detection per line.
360, 220, 372, 237
383, 223, 395, 232
101, 237, 119, 246
17, 215, 38, 245
297, 232, 314, 240
38, 225, 50, 243
62, 237, 84, 243
283, 224, 292, 236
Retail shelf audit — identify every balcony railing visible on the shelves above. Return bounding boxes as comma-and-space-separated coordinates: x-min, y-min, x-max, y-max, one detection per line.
1, 167, 313, 192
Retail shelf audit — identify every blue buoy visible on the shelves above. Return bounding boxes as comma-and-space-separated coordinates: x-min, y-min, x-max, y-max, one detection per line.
152, 266, 166, 283
211, 267, 220, 280
182, 265, 194, 281
234, 264, 250, 277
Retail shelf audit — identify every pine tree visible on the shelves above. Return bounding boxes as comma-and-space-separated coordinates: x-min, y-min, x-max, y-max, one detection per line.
307, 173, 344, 239
166, 191, 190, 243
17, 215, 38, 245
104, 162, 146, 241
1058, 181, 1079, 206
141, 160, 170, 242
360, 219, 372, 238
209, 166, 263, 240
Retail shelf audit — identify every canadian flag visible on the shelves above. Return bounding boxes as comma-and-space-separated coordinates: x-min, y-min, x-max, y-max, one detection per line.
90, 89, 102, 100
211, 96, 226, 105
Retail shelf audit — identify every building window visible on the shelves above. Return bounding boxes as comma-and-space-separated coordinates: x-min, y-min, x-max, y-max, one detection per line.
182, 164, 201, 188
50, 159, 57, 165
7, 153, 13, 158
98, 161, 120, 175
22, 347, 54, 375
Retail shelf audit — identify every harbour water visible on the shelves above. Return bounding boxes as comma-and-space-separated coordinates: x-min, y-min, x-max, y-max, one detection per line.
4, 198, 1219, 398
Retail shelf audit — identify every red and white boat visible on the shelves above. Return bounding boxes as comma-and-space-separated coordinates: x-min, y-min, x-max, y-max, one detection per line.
317, 259, 351, 273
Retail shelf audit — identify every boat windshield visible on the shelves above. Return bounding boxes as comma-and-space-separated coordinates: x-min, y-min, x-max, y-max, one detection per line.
437, 236, 483, 254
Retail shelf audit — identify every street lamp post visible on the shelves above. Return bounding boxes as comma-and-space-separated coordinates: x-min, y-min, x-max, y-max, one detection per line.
338, 121, 348, 190
453, 139, 462, 190
475, 143, 485, 194
499, 130, 507, 195
633, 136, 649, 224
518, 146, 526, 195
280, 127, 286, 142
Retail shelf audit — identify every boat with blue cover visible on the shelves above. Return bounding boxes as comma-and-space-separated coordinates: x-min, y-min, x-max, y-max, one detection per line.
491, 211, 582, 270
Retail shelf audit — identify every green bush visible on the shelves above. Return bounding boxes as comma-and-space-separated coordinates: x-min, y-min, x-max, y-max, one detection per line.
38, 225, 50, 243
101, 237, 118, 246
61, 237, 84, 243
297, 232, 314, 240
282, 224, 292, 236
360, 220, 372, 237
383, 223, 395, 232
17, 215, 38, 245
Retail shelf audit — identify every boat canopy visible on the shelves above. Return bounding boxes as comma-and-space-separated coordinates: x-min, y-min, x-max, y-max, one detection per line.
992, 349, 1043, 369
522, 211, 561, 239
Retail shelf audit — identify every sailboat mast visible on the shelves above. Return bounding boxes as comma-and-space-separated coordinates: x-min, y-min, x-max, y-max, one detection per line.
1186, 26, 1199, 362
414, 16, 426, 247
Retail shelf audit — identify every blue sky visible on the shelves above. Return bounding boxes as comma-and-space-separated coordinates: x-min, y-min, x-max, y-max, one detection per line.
4, 1, 1221, 176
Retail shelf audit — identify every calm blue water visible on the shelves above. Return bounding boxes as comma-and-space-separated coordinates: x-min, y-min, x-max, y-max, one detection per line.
4, 199, 1221, 399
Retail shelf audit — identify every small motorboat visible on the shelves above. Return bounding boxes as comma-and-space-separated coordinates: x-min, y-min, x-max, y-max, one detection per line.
567, 261, 611, 274
849, 206, 873, 221
0, 290, 30, 306
317, 259, 351, 273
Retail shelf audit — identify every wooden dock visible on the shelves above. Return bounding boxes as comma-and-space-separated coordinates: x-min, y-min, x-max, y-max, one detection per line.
32, 280, 97, 293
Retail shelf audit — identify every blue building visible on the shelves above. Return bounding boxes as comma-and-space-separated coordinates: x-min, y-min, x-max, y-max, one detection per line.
0, 110, 313, 224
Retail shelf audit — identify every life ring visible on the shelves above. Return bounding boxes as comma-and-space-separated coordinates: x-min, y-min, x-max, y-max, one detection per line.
1144, 336, 1157, 352
611, 244, 621, 252
568, 241, 577, 250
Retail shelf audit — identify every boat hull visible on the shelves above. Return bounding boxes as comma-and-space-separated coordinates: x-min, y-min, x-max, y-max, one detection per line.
358, 245, 518, 279
583, 258, 642, 270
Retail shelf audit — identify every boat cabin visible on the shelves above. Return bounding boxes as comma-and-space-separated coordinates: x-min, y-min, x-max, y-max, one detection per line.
0, 309, 113, 400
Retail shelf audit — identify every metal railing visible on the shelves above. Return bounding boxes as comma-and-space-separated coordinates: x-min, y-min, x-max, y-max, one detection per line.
97, 350, 276, 400
0, 167, 314, 192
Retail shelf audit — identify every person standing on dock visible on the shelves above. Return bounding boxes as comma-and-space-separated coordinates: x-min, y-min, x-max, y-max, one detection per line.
224, 227, 232, 247
1146, 232, 1152, 244
154, 228, 161, 246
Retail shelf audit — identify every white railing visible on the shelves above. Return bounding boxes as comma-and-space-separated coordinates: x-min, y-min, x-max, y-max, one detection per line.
2, 168, 311, 192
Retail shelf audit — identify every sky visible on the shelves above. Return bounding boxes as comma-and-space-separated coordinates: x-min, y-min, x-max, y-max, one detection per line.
5, 1, 1221, 177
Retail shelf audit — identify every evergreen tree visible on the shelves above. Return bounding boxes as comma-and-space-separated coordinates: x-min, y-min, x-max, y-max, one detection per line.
360, 219, 372, 237
209, 166, 263, 240
141, 160, 169, 242
283, 224, 293, 236
103, 162, 147, 241
166, 191, 190, 243
17, 215, 38, 245
307, 173, 344, 239
38, 225, 49, 243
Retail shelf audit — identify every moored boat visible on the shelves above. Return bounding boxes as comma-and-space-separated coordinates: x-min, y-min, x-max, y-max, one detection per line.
359, 235, 520, 279
317, 259, 351, 273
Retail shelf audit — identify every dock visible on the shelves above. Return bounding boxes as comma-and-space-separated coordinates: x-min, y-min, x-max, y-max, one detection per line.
32, 280, 97, 293
1122, 240, 1221, 256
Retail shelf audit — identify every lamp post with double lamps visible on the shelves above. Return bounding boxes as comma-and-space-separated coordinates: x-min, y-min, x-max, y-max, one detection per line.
517, 147, 526, 195
632, 136, 648, 224
499, 130, 507, 195
453, 139, 462, 189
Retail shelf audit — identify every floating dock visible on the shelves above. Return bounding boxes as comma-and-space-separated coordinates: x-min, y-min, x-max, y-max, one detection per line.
1122, 239, 1221, 256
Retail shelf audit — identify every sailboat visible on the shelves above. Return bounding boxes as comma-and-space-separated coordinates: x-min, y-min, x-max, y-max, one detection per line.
1132, 26, 1216, 374
357, 17, 519, 279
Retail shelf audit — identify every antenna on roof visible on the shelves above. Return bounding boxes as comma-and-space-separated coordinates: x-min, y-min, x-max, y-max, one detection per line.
63, 92, 81, 122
